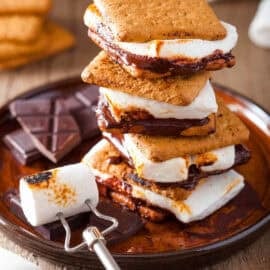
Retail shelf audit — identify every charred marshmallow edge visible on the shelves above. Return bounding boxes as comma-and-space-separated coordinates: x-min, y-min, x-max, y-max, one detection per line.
19, 163, 99, 226
84, 7, 238, 60
131, 170, 244, 223
123, 135, 236, 183
100, 80, 218, 121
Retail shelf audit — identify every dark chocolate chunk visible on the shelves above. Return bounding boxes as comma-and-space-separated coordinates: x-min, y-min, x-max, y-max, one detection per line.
4, 191, 144, 244
75, 86, 99, 107
3, 191, 89, 241
97, 97, 213, 137
65, 86, 100, 140
3, 129, 41, 165
6, 85, 99, 165
90, 200, 144, 245
73, 107, 99, 140
9, 99, 81, 163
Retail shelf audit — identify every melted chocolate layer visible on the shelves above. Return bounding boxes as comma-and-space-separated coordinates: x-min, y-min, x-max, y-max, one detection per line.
89, 28, 236, 76
97, 97, 212, 136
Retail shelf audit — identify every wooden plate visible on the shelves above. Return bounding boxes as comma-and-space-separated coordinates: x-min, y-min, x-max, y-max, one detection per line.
0, 78, 269, 270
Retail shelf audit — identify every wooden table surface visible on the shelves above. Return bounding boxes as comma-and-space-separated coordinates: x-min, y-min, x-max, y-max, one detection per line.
0, 0, 269, 269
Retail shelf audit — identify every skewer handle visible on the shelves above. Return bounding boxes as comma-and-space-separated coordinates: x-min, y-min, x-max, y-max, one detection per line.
83, 226, 121, 270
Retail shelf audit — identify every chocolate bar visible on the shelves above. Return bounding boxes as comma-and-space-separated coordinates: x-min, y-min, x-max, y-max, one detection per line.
4, 191, 89, 240
62, 86, 100, 140
4, 191, 144, 243
6, 86, 100, 164
3, 130, 41, 165
9, 99, 81, 163
90, 200, 145, 245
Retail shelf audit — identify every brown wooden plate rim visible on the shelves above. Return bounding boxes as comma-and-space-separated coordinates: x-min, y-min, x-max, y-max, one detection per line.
0, 76, 269, 260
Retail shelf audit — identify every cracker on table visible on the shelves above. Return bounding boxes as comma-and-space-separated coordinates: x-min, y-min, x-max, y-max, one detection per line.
0, 22, 75, 70
0, 15, 44, 43
0, 0, 51, 14
93, 0, 226, 42
82, 51, 211, 106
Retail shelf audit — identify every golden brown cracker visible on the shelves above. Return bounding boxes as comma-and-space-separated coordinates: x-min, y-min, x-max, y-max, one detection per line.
82, 51, 210, 106
93, 0, 226, 42
0, 0, 51, 14
0, 15, 44, 43
0, 22, 75, 70
127, 100, 250, 161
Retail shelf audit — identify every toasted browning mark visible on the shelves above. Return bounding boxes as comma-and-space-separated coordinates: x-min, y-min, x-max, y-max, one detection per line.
224, 179, 242, 195
25, 171, 52, 186
173, 201, 192, 215
195, 152, 218, 167
26, 169, 77, 207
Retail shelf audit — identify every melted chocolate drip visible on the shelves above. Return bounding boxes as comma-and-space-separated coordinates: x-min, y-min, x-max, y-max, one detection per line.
97, 97, 211, 136
89, 28, 236, 76
108, 156, 123, 165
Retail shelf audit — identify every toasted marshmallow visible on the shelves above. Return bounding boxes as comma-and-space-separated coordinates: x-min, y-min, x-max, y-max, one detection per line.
131, 170, 244, 223
82, 139, 114, 180
20, 163, 99, 226
100, 80, 217, 121
124, 135, 235, 183
84, 7, 238, 60
199, 145, 235, 172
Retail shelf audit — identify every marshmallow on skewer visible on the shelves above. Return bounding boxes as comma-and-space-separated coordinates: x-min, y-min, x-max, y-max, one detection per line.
20, 163, 99, 226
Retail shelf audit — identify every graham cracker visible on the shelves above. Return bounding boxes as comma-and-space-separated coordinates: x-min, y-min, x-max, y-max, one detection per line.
0, 22, 75, 71
0, 0, 51, 14
0, 23, 49, 60
126, 100, 250, 162
86, 139, 192, 201
93, 0, 226, 42
0, 15, 44, 43
82, 51, 210, 106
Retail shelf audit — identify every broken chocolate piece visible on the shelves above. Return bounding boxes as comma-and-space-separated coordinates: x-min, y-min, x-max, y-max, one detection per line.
4, 191, 144, 243
9, 99, 81, 163
3, 129, 41, 165
3, 191, 89, 241
5, 85, 100, 165
63, 86, 100, 140
90, 200, 144, 245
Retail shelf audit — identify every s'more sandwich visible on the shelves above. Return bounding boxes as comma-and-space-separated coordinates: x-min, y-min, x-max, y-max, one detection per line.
83, 137, 248, 223
84, 0, 238, 78
82, 52, 218, 137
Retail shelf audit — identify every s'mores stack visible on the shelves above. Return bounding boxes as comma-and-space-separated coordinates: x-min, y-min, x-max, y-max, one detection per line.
82, 0, 251, 223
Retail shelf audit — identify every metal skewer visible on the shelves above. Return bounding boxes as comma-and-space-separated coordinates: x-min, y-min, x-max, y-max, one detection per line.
57, 199, 120, 270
